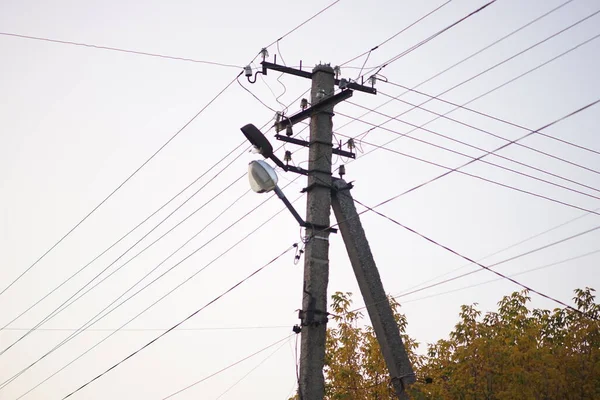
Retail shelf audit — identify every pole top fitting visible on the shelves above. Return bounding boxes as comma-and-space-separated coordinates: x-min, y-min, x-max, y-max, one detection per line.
312, 64, 335, 74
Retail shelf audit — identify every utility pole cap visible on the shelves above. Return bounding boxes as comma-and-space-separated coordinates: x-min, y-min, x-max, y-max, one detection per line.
248, 160, 278, 193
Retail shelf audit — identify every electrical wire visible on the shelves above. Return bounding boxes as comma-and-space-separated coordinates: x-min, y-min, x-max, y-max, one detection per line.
344, 105, 600, 197
348, 0, 573, 135
274, 40, 290, 114
0, 32, 242, 68
1, 326, 290, 333
357, 98, 600, 210
381, 0, 576, 101
346, 29, 600, 175
338, 107, 600, 202
381, 82, 600, 157
210, 335, 291, 399
400, 248, 600, 305
10, 190, 304, 398
302, 99, 600, 252
370, 92, 600, 190
339, 1, 592, 153
271, 0, 455, 132
0, 155, 249, 357
360, 13, 600, 174
342, 0, 453, 67
28, 177, 248, 341
355, 47, 375, 81
237, 76, 278, 113
0, 180, 252, 390
281, 0, 457, 149
3, 97, 281, 350
4, 6, 328, 371
3, 123, 278, 369
350, 197, 599, 320
1, 0, 343, 308
322, 1, 576, 168
333, 130, 600, 217
404, 7, 600, 107
313, 99, 600, 247
60, 244, 297, 399
263, 0, 342, 49
0, 140, 247, 336
0, 71, 242, 300
388, 228, 600, 302
395, 206, 600, 296
360, 0, 498, 80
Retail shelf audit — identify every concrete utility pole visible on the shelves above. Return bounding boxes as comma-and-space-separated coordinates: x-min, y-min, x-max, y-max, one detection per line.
241, 58, 410, 400
331, 179, 415, 399
298, 64, 335, 400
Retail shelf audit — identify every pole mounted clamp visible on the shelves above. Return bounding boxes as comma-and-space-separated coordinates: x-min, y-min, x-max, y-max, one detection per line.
301, 181, 333, 193
391, 373, 417, 392
331, 181, 354, 193
302, 222, 337, 234
298, 308, 329, 327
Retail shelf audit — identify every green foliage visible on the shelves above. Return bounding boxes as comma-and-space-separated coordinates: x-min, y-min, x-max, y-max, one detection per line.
323, 288, 600, 400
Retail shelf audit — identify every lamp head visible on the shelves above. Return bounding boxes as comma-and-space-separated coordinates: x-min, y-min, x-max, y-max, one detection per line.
241, 124, 273, 158
248, 160, 278, 193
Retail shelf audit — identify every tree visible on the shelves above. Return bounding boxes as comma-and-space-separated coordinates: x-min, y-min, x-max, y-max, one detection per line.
320, 288, 600, 400
323, 291, 423, 400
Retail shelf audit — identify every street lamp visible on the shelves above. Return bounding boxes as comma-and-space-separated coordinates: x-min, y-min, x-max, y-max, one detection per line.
247, 159, 306, 228
242, 124, 336, 233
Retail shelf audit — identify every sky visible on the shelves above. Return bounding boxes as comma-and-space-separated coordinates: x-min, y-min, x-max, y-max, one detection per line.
0, 0, 599, 398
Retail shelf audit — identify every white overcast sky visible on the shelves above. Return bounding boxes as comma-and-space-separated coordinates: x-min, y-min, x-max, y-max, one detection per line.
1, 0, 599, 399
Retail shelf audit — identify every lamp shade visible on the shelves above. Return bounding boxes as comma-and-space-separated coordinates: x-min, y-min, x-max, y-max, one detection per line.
248, 160, 278, 193
241, 124, 273, 158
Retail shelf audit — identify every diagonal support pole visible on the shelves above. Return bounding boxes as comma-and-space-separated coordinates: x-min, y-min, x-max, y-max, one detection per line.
331, 179, 415, 399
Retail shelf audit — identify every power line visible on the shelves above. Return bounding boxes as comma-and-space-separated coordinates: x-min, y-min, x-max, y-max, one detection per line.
387, 226, 600, 303
294, 1, 566, 150
283, 0, 453, 144
348, 14, 600, 168
0, 326, 290, 333
0, 183, 259, 390
12, 174, 247, 352
342, 0, 453, 66
371, 91, 600, 190
400, 248, 600, 305
5, 93, 294, 355
264, 0, 342, 48
365, 98, 600, 208
1, 0, 343, 304
333, 130, 600, 217
372, 0, 575, 101
394, 206, 600, 296
339, 107, 600, 202
0, 140, 246, 332
361, 0, 498, 79
0, 146, 248, 353
188, 335, 292, 400
10, 190, 303, 398
328, 0, 577, 155
0, 32, 242, 68
351, 198, 599, 320
315, 101, 600, 247
0, 71, 242, 300
60, 244, 297, 399
344, 103, 600, 196
380, 82, 600, 157
238, 76, 279, 113
383, 6, 600, 101
0, 0, 342, 69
